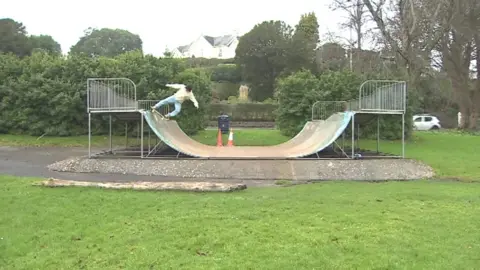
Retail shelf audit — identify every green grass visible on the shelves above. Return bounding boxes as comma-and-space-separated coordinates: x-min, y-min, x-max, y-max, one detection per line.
359, 131, 480, 181
1, 176, 480, 269
0, 134, 123, 147
192, 129, 290, 146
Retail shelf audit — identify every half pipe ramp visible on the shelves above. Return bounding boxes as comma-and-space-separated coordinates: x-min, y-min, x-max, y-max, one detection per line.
142, 110, 354, 158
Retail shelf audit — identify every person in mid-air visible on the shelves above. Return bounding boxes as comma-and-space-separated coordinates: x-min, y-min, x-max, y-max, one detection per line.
151, 84, 199, 119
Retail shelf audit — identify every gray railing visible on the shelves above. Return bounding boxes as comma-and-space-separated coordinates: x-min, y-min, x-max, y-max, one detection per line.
357, 80, 406, 112
87, 78, 137, 112
312, 101, 347, 121
311, 80, 407, 119
137, 100, 170, 115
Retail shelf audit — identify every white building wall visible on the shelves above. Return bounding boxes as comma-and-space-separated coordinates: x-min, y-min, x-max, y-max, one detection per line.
183, 36, 215, 58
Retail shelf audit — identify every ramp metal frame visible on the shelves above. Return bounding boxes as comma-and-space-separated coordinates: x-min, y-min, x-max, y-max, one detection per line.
86, 78, 407, 160
312, 80, 407, 159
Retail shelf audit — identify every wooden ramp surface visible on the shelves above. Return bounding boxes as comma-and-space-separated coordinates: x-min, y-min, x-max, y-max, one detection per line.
142, 110, 354, 158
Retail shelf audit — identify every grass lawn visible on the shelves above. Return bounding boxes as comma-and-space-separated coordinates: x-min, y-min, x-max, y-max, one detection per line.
1, 176, 479, 269
359, 131, 480, 181
192, 129, 290, 146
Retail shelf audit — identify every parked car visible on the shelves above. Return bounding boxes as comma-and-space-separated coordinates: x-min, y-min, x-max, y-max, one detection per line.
413, 114, 441, 130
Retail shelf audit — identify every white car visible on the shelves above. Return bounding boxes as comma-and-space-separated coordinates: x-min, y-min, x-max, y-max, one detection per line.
413, 114, 441, 130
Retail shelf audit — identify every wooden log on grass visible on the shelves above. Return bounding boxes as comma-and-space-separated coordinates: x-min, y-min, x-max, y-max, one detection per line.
34, 178, 247, 192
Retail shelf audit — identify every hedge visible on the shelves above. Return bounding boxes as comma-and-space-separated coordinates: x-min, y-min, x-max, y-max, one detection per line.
0, 50, 212, 136
208, 103, 277, 121
211, 82, 240, 101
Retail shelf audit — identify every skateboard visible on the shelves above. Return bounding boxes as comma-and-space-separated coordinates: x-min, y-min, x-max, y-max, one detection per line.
151, 107, 169, 120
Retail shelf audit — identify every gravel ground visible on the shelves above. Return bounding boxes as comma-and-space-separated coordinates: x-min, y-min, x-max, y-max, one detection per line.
48, 156, 434, 181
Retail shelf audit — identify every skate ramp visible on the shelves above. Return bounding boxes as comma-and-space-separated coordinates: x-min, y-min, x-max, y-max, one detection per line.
142, 110, 354, 158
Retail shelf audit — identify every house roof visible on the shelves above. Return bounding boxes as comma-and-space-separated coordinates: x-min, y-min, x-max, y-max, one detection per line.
177, 45, 190, 53
177, 34, 238, 52
203, 35, 237, 47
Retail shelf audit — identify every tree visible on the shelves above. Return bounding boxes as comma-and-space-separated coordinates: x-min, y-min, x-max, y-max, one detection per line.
275, 69, 363, 136
438, 0, 480, 129
275, 70, 326, 136
316, 42, 348, 71
70, 27, 143, 57
30, 35, 62, 55
330, 0, 370, 50
0, 18, 31, 57
235, 20, 293, 101
287, 12, 320, 73
362, 0, 454, 85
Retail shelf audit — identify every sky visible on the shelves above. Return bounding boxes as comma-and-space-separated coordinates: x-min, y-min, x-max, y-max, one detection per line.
1, 0, 352, 56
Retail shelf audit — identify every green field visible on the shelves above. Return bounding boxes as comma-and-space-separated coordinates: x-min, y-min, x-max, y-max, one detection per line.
1, 129, 479, 268
1, 177, 479, 269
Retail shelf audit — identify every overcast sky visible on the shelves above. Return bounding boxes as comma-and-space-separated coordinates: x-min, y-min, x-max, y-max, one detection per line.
2, 0, 352, 56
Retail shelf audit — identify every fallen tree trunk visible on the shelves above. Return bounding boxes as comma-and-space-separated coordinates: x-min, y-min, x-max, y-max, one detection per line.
34, 178, 248, 192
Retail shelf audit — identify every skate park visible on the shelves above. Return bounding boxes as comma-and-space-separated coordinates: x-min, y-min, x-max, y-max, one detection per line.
47, 78, 434, 182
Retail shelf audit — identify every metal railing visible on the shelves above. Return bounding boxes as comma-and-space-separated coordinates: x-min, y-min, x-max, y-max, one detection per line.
357, 80, 406, 112
87, 78, 137, 113
312, 101, 347, 121
311, 80, 407, 119
137, 100, 170, 115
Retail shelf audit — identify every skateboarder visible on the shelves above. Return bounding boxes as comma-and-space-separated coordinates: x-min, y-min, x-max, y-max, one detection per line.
151, 84, 199, 119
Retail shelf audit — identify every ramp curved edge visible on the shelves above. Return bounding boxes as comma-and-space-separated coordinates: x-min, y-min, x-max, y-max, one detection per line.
310, 111, 354, 155
142, 110, 203, 157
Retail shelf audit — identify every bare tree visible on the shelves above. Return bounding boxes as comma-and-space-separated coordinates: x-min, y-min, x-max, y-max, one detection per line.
330, 0, 371, 50
362, 0, 454, 86
472, 24, 480, 128
439, 0, 480, 129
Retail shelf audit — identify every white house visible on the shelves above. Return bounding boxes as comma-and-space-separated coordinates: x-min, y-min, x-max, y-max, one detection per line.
171, 34, 239, 59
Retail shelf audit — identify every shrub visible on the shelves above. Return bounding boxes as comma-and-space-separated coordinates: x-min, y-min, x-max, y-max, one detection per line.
211, 82, 239, 100
209, 103, 277, 121
275, 69, 331, 136
210, 64, 242, 83
275, 69, 411, 139
0, 51, 210, 136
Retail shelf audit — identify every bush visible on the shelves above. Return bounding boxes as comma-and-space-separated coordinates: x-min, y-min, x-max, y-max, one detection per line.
227, 96, 239, 104
275, 69, 335, 136
210, 64, 242, 83
0, 51, 210, 136
184, 57, 234, 68
211, 82, 239, 100
275, 69, 411, 139
209, 103, 277, 121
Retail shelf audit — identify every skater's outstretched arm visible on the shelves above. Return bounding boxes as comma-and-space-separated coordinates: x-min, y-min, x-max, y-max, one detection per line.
190, 92, 199, 108
166, 83, 185, 89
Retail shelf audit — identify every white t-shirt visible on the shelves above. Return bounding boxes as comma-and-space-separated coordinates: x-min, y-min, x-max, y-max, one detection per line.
166, 84, 199, 107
